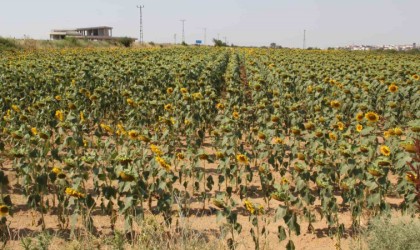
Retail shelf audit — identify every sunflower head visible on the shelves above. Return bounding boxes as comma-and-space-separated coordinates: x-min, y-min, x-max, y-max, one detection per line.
380, 145, 391, 156
365, 112, 379, 123
166, 87, 174, 94
330, 100, 341, 109
356, 112, 364, 121
356, 124, 363, 132
0, 205, 9, 217
388, 84, 398, 93
236, 154, 249, 164
329, 132, 337, 141
128, 130, 139, 140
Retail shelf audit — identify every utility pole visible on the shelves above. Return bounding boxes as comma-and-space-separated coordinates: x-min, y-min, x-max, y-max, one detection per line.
303, 29, 306, 49
137, 4, 144, 44
174, 33, 177, 45
203, 28, 207, 45
223, 36, 227, 45
180, 19, 186, 43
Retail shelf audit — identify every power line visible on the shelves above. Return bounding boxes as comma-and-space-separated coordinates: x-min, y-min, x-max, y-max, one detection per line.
180, 19, 186, 43
137, 4, 145, 44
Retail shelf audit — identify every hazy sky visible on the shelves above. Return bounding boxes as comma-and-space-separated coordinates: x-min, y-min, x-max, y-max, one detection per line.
1, 0, 419, 48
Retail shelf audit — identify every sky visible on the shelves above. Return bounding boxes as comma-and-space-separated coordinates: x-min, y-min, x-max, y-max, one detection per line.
0, 0, 419, 48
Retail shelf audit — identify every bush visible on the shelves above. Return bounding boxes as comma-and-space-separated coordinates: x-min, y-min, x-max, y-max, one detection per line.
118, 37, 135, 47
352, 214, 420, 250
0, 37, 19, 51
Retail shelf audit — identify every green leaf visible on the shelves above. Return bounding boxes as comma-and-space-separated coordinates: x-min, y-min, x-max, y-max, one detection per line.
278, 226, 287, 242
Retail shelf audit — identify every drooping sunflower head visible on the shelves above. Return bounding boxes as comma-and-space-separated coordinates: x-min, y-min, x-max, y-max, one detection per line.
380, 145, 391, 156
365, 112, 379, 123
164, 104, 173, 111
128, 130, 139, 140
180, 87, 188, 94
330, 100, 341, 109
232, 111, 240, 119
337, 122, 345, 131
0, 205, 9, 217
329, 132, 337, 141
216, 103, 225, 110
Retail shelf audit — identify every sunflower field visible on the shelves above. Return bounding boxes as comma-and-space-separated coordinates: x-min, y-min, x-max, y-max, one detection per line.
0, 47, 419, 249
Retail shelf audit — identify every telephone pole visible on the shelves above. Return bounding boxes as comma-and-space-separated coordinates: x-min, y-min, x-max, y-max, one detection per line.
137, 4, 144, 44
180, 19, 186, 43
174, 33, 177, 45
203, 28, 207, 45
303, 29, 306, 49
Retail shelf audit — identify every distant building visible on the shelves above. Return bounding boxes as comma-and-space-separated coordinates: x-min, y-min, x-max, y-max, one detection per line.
50, 26, 135, 41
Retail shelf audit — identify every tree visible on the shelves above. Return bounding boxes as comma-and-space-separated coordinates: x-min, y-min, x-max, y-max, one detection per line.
213, 39, 227, 47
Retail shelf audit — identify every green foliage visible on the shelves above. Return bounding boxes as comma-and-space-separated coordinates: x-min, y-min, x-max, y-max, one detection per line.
117, 37, 135, 48
0, 37, 19, 51
353, 214, 420, 250
213, 39, 227, 47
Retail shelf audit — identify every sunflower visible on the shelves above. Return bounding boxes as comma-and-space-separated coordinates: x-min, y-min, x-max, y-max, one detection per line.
164, 104, 173, 111
176, 152, 185, 160
55, 110, 64, 122
55, 95, 62, 101
406, 172, 418, 184
355, 112, 364, 121
330, 100, 341, 109
257, 132, 266, 140
11, 105, 20, 113
273, 137, 284, 144
413, 74, 419, 81
0, 205, 9, 217
216, 103, 225, 110
400, 142, 416, 153
271, 115, 280, 123
236, 154, 249, 164
155, 156, 171, 171
356, 124, 363, 132
337, 122, 345, 131
128, 130, 139, 140
297, 153, 305, 161
166, 87, 174, 94
394, 127, 403, 136
100, 123, 113, 134
119, 172, 135, 182
383, 131, 391, 139
150, 144, 163, 156
126, 98, 136, 107
232, 111, 240, 119
329, 132, 337, 141
388, 83, 398, 93
65, 188, 85, 199
116, 123, 126, 136
180, 87, 188, 94
380, 145, 391, 156
51, 167, 61, 174
31, 127, 38, 136
365, 112, 379, 123
80, 111, 85, 123
215, 151, 225, 159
